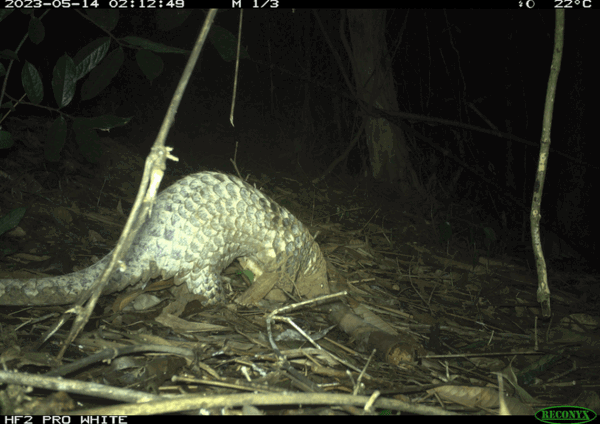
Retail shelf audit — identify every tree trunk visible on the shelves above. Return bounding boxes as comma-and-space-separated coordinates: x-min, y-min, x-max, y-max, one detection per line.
346, 10, 420, 195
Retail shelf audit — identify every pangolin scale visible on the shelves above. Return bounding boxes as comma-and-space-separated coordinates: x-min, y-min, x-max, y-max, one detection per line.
0, 171, 328, 305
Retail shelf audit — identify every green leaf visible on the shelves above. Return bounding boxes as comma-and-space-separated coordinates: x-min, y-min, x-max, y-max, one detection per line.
28, 17, 45, 45
51, 54, 77, 108
0, 208, 27, 237
121, 36, 189, 54
155, 10, 191, 31
136, 49, 164, 82
439, 221, 452, 244
44, 116, 67, 162
237, 270, 255, 283
0, 131, 14, 149
80, 47, 124, 101
85, 9, 119, 32
73, 37, 111, 81
22, 61, 43, 104
209, 25, 250, 62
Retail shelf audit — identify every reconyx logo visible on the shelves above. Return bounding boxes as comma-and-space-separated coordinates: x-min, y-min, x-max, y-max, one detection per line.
536, 405, 597, 424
